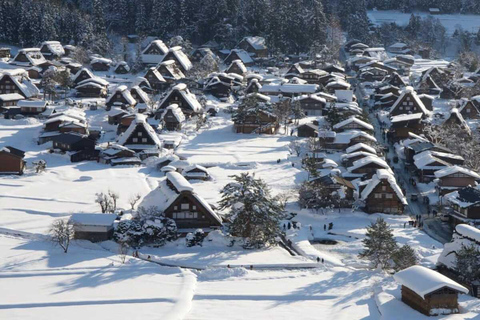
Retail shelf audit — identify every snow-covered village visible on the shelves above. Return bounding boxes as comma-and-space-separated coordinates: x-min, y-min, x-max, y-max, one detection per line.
1, 0, 480, 319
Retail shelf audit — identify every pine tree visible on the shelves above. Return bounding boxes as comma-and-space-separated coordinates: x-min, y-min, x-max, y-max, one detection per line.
455, 244, 480, 285
392, 244, 418, 271
359, 218, 398, 270
219, 173, 286, 248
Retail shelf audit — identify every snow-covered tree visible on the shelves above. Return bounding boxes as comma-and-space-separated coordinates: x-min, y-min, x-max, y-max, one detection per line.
392, 244, 418, 271
359, 218, 398, 270
455, 244, 480, 285
219, 173, 285, 248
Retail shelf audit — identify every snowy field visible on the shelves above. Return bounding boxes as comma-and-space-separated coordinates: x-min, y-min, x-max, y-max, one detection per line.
368, 10, 480, 35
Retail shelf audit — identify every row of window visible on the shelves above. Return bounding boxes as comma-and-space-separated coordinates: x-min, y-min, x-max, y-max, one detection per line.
132, 138, 148, 143
173, 212, 198, 219
373, 193, 394, 199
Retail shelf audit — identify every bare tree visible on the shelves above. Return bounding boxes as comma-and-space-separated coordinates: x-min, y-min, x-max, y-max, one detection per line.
108, 190, 120, 213
128, 194, 141, 210
95, 192, 111, 213
50, 219, 74, 253
273, 99, 291, 133
290, 139, 302, 157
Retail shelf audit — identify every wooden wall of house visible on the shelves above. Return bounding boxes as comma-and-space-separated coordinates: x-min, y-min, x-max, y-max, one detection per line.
0, 153, 24, 174
365, 179, 404, 214
439, 175, 476, 188
165, 192, 220, 229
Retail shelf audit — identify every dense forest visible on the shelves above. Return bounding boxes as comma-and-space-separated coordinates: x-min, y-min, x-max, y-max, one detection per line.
0, 0, 477, 56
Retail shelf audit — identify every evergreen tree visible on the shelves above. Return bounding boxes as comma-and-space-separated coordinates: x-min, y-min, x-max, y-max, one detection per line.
219, 173, 286, 248
455, 244, 480, 285
359, 218, 398, 269
392, 244, 418, 271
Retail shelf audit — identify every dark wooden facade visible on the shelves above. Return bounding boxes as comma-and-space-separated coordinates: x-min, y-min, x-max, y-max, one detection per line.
0, 147, 26, 175
401, 285, 460, 316
364, 179, 404, 214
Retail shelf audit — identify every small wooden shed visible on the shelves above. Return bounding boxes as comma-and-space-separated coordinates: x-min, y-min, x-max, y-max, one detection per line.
393, 265, 469, 316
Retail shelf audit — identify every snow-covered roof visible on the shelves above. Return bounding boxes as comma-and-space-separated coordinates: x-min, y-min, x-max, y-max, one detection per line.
91, 57, 113, 65
12, 48, 46, 66
334, 130, 376, 144
117, 114, 162, 148
0, 73, 40, 98
161, 104, 186, 123
41, 41, 65, 56
394, 265, 468, 299
130, 86, 150, 105
0, 93, 24, 101
69, 213, 117, 227
333, 117, 373, 131
242, 36, 267, 50
292, 94, 326, 103
159, 83, 202, 113
106, 85, 136, 106
361, 169, 406, 204
114, 61, 130, 72
325, 79, 351, 89
390, 112, 423, 123
164, 47, 192, 71
348, 156, 390, 173
227, 49, 254, 64
228, 59, 247, 73
390, 86, 430, 116
341, 151, 374, 160
166, 172, 194, 192
455, 224, 480, 243
435, 166, 480, 179
17, 100, 47, 108
345, 143, 377, 155
413, 153, 449, 170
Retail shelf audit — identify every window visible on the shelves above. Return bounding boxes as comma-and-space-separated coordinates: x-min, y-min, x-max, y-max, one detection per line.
138, 132, 143, 137
382, 186, 386, 191
400, 106, 403, 110
374, 193, 381, 199
192, 205, 196, 210
403, 102, 407, 106
467, 108, 471, 113
132, 138, 138, 143
409, 102, 413, 106
174, 206, 177, 210
386, 194, 393, 199
142, 138, 147, 143
181, 203, 189, 210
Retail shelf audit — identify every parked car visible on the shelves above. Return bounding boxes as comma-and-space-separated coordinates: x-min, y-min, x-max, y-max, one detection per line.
410, 194, 418, 201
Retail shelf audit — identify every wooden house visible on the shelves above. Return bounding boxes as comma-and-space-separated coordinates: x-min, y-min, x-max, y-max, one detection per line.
260, 83, 318, 98
141, 40, 169, 65
0, 72, 40, 98
224, 49, 254, 67
226, 59, 247, 76
141, 172, 222, 231
105, 85, 137, 110
347, 156, 390, 180
435, 166, 480, 195
190, 47, 215, 62
0, 47, 11, 59
39, 41, 65, 60
156, 83, 202, 117
0, 146, 26, 175
130, 86, 151, 113
204, 76, 232, 98
418, 94, 434, 111
292, 95, 326, 116
160, 104, 185, 131
445, 187, 480, 224
11, 48, 46, 67
360, 169, 407, 214
58, 120, 88, 135
389, 87, 430, 118
389, 113, 424, 141
51, 133, 95, 152
342, 151, 375, 167
17, 99, 47, 117
75, 78, 108, 98
161, 47, 192, 74
327, 130, 377, 150
394, 266, 468, 316
245, 78, 261, 94
237, 36, 267, 58
284, 63, 304, 78
458, 99, 480, 119
72, 68, 95, 85
70, 214, 116, 242
133, 77, 153, 93
333, 117, 373, 133
311, 174, 355, 203
157, 60, 185, 83
117, 114, 162, 152
183, 165, 210, 180
144, 67, 167, 92
414, 153, 451, 182
386, 72, 407, 87
90, 58, 112, 71
234, 109, 278, 134
63, 45, 76, 56
99, 144, 137, 165
297, 123, 318, 138
325, 79, 351, 94
444, 108, 469, 130
0, 93, 24, 111
113, 61, 130, 74
322, 65, 345, 74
